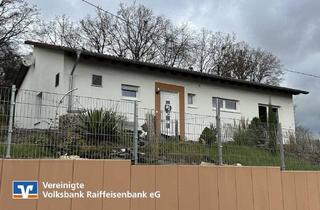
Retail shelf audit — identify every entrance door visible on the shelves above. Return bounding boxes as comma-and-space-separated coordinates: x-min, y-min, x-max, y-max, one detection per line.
155, 82, 185, 139
160, 91, 179, 136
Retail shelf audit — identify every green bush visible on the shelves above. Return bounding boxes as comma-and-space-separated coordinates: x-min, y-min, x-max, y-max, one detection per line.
234, 118, 266, 146
199, 124, 217, 145
77, 109, 125, 144
233, 119, 253, 146
248, 117, 267, 146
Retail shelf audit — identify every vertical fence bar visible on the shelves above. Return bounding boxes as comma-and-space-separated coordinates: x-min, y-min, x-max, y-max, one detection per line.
133, 100, 138, 164
278, 123, 285, 170
6, 85, 16, 158
216, 97, 223, 165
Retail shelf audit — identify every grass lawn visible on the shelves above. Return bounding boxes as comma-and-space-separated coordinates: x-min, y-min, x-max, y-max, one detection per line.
210, 143, 320, 171
1, 141, 319, 170
0, 143, 53, 159
152, 141, 320, 170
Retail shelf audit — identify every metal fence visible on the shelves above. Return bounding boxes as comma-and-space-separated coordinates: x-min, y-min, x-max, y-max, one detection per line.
0, 86, 319, 170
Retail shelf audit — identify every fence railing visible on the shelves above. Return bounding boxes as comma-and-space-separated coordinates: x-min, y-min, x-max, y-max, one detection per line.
0, 86, 319, 170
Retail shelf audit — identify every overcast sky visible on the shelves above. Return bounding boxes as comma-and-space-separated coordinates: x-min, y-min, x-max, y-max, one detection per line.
29, 0, 320, 135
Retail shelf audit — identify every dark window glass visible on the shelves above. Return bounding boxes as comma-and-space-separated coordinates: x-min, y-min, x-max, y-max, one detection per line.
259, 106, 267, 123
188, 93, 195, 105
92, 74, 102, 86
271, 107, 279, 124
55, 73, 59, 87
225, 99, 237, 110
212, 97, 223, 108
121, 84, 138, 97
122, 89, 137, 97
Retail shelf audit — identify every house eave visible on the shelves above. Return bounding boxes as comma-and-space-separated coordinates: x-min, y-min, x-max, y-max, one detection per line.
23, 40, 309, 96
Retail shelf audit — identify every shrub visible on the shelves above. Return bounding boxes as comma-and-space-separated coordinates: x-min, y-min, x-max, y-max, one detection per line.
199, 124, 217, 145
77, 109, 125, 144
234, 119, 253, 145
233, 118, 266, 146
248, 117, 267, 146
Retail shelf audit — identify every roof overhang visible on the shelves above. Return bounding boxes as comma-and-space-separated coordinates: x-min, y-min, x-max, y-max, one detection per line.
23, 40, 309, 95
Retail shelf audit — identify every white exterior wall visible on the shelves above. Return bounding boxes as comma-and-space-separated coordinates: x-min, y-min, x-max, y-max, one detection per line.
15, 48, 69, 128
70, 58, 295, 129
14, 47, 296, 140
18, 48, 68, 93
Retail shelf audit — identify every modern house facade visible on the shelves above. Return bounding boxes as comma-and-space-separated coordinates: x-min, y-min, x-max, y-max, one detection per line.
14, 41, 308, 141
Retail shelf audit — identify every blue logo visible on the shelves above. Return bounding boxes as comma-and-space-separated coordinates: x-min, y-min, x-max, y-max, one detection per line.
12, 181, 38, 199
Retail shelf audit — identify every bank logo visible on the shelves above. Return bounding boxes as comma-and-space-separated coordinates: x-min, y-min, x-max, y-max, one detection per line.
12, 181, 38, 199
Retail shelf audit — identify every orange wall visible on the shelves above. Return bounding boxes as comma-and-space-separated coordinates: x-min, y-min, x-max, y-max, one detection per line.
1, 159, 320, 210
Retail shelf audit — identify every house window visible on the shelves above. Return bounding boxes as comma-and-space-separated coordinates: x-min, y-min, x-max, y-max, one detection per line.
258, 105, 279, 124
225, 99, 237, 110
187, 93, 195, 105
121, 84, 138, 98
212, 97, 223, 109
92, 74, 102, 87
271, 107, 279, 124
258, 106, 267, 123
212, 97, 238, 110
55, 73, 60, 87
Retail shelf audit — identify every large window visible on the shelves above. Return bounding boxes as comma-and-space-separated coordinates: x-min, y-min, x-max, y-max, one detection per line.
212, 97, 237, 111
121, 84, 139, 98
187, 93, 196, 105
91, 74, 102, 87
259, 105, 279, 124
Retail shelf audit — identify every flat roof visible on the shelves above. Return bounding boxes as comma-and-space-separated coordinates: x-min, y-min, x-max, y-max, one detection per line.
24, 40, 308, 95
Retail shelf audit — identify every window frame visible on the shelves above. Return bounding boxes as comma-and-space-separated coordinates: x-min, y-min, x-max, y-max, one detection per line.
258, 104, 280, 124
212, 97, 239, 111
91, 74, 103, 87
225, 99, 237, 110
212, 97, 224, 109
187, 93, 196, 105
121, 84, 139, 99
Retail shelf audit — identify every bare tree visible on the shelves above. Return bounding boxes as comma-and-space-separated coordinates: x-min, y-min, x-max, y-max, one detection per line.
0, 0, 37, 86
225, 43, 283, 85
192, 30, 283, 85
35, 15, 82, 48
31, 1, 283, 85
155, 23, 193, 68
225, 42, 254, 79
0, 0, 37, 48
111, 2, 168, 62
193, 30, 236, 73
80, 11, 113, 54
249, 48, 283, 85
193, 29, 214, 73
0, 45, 21, 86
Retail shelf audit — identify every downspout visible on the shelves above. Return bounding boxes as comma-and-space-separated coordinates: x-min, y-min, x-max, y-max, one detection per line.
68, 49, 82, 112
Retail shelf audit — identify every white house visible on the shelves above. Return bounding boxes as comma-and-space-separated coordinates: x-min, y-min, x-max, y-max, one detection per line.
14, 41, 308, 141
